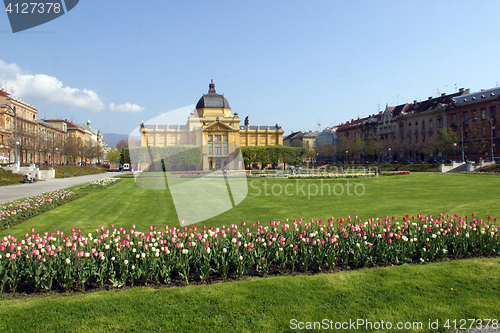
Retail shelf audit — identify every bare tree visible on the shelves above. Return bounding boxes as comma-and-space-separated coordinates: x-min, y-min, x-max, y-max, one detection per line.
116, 139, 128, 151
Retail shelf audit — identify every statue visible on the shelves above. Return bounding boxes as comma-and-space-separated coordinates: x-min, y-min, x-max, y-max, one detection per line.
244, 116, 249, 127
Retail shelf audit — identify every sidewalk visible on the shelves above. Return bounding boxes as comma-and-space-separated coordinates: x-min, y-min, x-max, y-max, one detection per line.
0, 172, 124, 204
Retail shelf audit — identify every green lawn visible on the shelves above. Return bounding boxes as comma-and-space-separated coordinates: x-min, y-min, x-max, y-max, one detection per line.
1, 173, 499, 333
0, 257, 498, 333
1, 173, 499, 238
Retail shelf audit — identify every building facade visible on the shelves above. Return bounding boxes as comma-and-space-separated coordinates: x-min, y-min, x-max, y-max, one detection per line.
447, 87, 500, 161
333, 89, 470, 163
0, 88, 106, 165
140, 81, 284, 170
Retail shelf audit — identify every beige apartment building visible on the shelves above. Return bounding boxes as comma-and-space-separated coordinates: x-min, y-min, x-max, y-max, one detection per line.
0, 88, 106, 165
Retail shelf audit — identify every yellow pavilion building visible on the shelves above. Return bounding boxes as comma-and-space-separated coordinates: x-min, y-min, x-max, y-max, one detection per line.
139, 81, 284, 170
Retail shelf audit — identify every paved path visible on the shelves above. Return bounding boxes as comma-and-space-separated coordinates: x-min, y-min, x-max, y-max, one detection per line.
0, 172, 125, 204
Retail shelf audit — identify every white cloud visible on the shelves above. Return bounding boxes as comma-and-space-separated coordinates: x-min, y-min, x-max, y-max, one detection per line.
0, 59, 105, 112
109, 102, 145, 113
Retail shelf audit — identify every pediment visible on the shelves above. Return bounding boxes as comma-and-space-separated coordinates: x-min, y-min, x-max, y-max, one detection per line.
204, 121, 237, 132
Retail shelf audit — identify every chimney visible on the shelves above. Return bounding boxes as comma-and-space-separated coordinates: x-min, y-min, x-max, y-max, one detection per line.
413, 100, 417, 104
428, 97, 432, 100
441, 93, 445, 96
459, 88, 464, 93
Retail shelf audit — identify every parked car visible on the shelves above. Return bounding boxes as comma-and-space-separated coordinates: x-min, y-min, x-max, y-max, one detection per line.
427, 159, 439, 164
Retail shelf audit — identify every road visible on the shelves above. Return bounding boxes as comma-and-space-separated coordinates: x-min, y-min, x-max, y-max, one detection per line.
0, 172, 125, 204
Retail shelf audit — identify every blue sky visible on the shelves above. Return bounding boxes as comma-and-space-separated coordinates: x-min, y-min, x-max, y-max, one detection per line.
1, 0, 500, 141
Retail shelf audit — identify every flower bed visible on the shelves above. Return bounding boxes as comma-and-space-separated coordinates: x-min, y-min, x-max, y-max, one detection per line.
83, 177, 121, 189
0, 190, 79, 230
289, 173, 375, 179
380, 171, 410, 176
0, 213, 498, 293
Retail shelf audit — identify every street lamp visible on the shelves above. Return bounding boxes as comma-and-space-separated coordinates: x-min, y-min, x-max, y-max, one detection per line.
485, 117, 495, 161
0, 104, 18, 165
461, 117, 476, 163
388, 147, 392, 162
16, 141, 19, 165
345, 150, 348, 164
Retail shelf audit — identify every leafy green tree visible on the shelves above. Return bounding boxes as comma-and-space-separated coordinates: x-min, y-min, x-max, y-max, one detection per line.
120, 147, 131, 164
106, 149, 121, 162
434, 128, 458, 155
241, 146, 304, 169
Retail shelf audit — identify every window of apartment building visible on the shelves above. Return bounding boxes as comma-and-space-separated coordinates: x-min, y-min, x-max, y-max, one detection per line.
415, 122, 418, 131
452, 115, 455, 125
223, 143, 228, 154
490, 106, 496, 120
208, 135, 213, 142
223, 135, 228, 142
215, 135, 221, 141
208, 144, 213, 154
482, 127, 486, 138
422, 120, 425, 130
472, 110, 477, 121
481, 109, 486, 120
437, 118, 443, 127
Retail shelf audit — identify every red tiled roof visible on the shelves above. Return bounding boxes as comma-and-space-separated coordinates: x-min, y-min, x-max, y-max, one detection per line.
336, 118, 366, 131
65, 120, 82, 129
0, 90, 10, 97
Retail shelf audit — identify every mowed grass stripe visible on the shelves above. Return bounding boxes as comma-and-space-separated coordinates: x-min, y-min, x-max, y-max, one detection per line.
1, 173, 499, 239
0, 258, 498, 332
